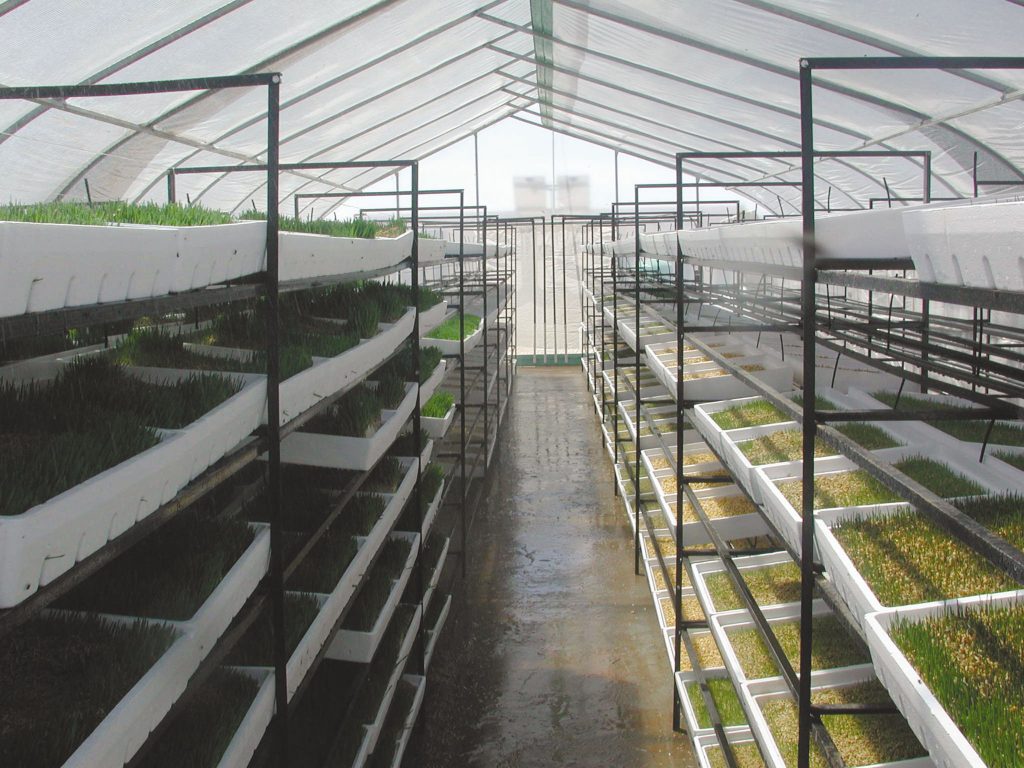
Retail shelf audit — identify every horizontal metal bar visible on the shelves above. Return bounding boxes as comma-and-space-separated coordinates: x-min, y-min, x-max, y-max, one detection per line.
820, 270, 1024, 314
806, 56, 1024, 70
815, 256, 914, 271
683, 322, 800, 333
173, 160, 417, 174
818, 407, 1014, 422
0, 73, 279, 99
810, 702, 899, 716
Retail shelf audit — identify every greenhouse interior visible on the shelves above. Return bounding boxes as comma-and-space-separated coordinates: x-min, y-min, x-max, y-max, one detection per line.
3, 2, 1024, 768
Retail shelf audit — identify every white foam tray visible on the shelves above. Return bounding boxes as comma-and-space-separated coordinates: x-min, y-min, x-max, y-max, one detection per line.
865, 590, 1024, 768
215, 667, 274, 768
905, 200, 1024, 291
424, 593, 452, 671
278, 230, 411, 282
0, 220, 266, 319
284, 460, 414, 698
0, 368, 264, 607
63, 525, 270, 767
425, 318, 483, 356
744, 664, 933, 768
355, 603, 422, 763
421, 401, 456, 440
422, 535, 450, 612
710, 599, 830, 686
379, 674, 426, 768
327, 531, 419, 663
280, 307, 415, 424
418, 301, 448, 337
421, 479, 445, 538
280, 382, 417, 471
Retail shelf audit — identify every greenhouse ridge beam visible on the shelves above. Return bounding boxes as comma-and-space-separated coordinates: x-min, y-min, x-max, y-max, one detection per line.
481, 13, 868, 143
496, 71, 770, 158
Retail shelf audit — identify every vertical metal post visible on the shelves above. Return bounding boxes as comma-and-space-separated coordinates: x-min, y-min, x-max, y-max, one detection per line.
612, 211, 619, 495
673, 152, 685, 731
542, 217, 548, 364
474, 132, 480, 211
923, 153, 932, 204
459, 194, 467, 578
551, 214, 558, 361
483, 213, 490, 466
973, 151, 979, 198
263, 75, 288, 765
167, 170, 177, 204
410, 163, 424, 674
614, 150, 620, 203
797, 59, 817, 768
395, 171, 401, 222
531, 219, 538, 359
921, 299, 930, 393
293, 195, 300, 221
562, 215, 568, 363
633, 187, 641, 575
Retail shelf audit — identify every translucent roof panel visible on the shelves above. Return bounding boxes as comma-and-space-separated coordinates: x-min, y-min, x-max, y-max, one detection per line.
1, 0, 1023, 213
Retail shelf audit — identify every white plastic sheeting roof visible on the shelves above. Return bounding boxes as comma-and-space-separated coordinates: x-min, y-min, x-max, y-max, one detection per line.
1, 0, 1023, 216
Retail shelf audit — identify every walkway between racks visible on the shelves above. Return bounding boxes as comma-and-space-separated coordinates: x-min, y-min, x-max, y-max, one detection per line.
408, 366, 691, 767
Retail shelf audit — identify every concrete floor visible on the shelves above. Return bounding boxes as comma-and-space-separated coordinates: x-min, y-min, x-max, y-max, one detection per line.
407, 367, 693, 768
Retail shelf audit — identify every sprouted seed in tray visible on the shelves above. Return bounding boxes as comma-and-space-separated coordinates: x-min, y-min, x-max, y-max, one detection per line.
705, 561, 802, 613
0, 357, 240, 517
707, 742, 766, 768
342, 538, 413, 632
422, 391, 455, 418
660, 596, 704, 627
239, 210, 396, 239
426, 313, 481, 341
419, 463, 445, 513
686, 679, 747, 728
727, 614, 868, 680
710, 395, 834, 431
0, 200, 233, 226
364, 456, 405, 492
56, 508, 254, 621
892, 603, 1024, 767
760, 681, 924, 768
226, 592, 321, 666
286, 519, 360, 594
651, 564, 679, 592
995, 450, 1024, 472
738, 424, 898, 465
304, 384, 383, 438
135, 668, 259, 768
833, 504, 1017, 606
0, 613, 177, 768
777, 456, 984, 510
680, 494, 754, 522
679, 633, 724, 671
874, 391, 1024, 446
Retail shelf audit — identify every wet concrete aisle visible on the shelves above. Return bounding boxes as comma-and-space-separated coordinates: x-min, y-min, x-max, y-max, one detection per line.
408, 367, 693, 767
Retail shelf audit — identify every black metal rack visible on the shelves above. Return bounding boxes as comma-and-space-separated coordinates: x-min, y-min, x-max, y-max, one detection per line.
0, 75, 501, 768
582, 59, 1024, 765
